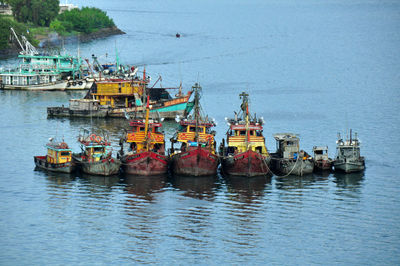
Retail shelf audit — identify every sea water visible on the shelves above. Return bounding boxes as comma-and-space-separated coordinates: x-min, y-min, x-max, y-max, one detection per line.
0, 0, 399, 264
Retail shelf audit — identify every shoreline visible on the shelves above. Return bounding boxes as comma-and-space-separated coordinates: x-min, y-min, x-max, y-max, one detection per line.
0, 26, 125, 58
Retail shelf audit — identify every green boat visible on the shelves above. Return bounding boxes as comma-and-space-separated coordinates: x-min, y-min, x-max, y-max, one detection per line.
0, 28, 89, 90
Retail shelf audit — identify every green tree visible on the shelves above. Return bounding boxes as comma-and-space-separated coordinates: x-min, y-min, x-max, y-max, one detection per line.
0, 17, 11, 49
31, 0, 59, 26
57, 7, 115, 34
0, 16, 38, 49
7, 0, 59, 26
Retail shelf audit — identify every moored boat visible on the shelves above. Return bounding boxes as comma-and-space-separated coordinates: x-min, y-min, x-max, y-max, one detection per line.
219, 92, 271, 177
72, 132, 121, 176
0, 28, 86, 91
333, 130, 365, 173
270, 133, 314, 176
34, 138, 75, 173
118, 96, 168, 175
313, 146, 333, 171
169, 83, 218, 176
47, 75, 194, 119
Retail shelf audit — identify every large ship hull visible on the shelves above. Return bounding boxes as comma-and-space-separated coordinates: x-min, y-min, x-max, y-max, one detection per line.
73, 155, 121, 176
221, 150, 271, 177
34, 156, 75, 173
121, 151, 168, 176
333, 161, 365, 173
171, 147, 219, 176
271, 158, 314, 176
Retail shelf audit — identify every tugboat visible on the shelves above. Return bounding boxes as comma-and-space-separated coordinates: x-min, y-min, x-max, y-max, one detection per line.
169, 83, 218, 176
333, 130, 365, 173
219, 92, 271, 177
118, 95, 168, 175
312, 146, 333, 171
72, 132, 121, 176
270, 133, 314, 176
34, 138, 75, 173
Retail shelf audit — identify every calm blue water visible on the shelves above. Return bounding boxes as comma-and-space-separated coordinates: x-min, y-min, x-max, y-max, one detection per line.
1, 0, 400, 264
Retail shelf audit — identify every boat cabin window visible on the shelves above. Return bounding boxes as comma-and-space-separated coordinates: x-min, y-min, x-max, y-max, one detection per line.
340, 147, 359, 157
189, 126, 196, 132
239, 130, 246, 136
94, 147, 104, 153
256, 130, 262, 136
139, 127, 145, 132
315, 150, 323, 155
60, 151, 70, 156
286, 141, 296, 146
250, 131, 254, 136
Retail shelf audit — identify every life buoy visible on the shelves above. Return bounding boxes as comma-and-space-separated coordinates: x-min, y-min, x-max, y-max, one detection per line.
66, 82, 71, 87
78, 81, 83, 86
90, 133, 97, 141
60, 142, 68, 149
95, 136, 102, 143
72, 82, 77, 86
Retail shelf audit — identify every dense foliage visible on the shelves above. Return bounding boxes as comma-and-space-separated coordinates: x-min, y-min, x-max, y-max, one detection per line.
0, 16, 38, 50
5, 0, 59, 27
0, 4, 116, 51
54, 7, 115, 34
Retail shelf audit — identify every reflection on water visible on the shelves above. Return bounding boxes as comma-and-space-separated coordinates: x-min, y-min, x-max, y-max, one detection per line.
333, 171, 365, 191
123, 174, 167, 202
79, 173, 122, 188
275, 174, 328, 190
170, 175, 221, 200
224, 175, 271, 203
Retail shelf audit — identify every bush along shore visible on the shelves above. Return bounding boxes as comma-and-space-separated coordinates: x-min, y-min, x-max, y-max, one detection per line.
0, 5, 124, 57
38, 26, 125, 48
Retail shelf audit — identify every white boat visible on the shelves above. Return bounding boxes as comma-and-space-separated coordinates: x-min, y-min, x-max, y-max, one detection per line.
333, 130, 365, 173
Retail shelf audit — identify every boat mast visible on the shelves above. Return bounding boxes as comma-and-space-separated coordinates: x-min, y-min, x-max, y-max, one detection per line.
193, 83, 201, 143
144, 95, 150, 151
240, 92, 250, 151
115, 41, 120, 73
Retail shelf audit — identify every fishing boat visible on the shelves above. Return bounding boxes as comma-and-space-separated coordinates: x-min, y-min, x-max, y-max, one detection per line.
118, 95, 168, 175
270, 133, 314, 176
219, 92, 271, 177
169, 83, 218, 176
333, 130, 365, 173
312, 146, 333, 171
34, 138, 75, 173
72, 132, 121, 176
0, 28, 87, 91
47, 73, 194, 119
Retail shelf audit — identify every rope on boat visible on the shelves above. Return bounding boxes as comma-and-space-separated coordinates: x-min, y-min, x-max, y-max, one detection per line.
261, 153, 301, 178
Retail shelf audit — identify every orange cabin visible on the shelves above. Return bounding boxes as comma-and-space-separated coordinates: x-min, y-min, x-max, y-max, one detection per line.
126, 120, 165, 153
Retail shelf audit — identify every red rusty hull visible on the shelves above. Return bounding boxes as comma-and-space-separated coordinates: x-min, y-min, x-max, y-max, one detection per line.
314, 159, 333, 171
171, 147, 219, 176
221, 150, 271, 177
121, 151, 168, 176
